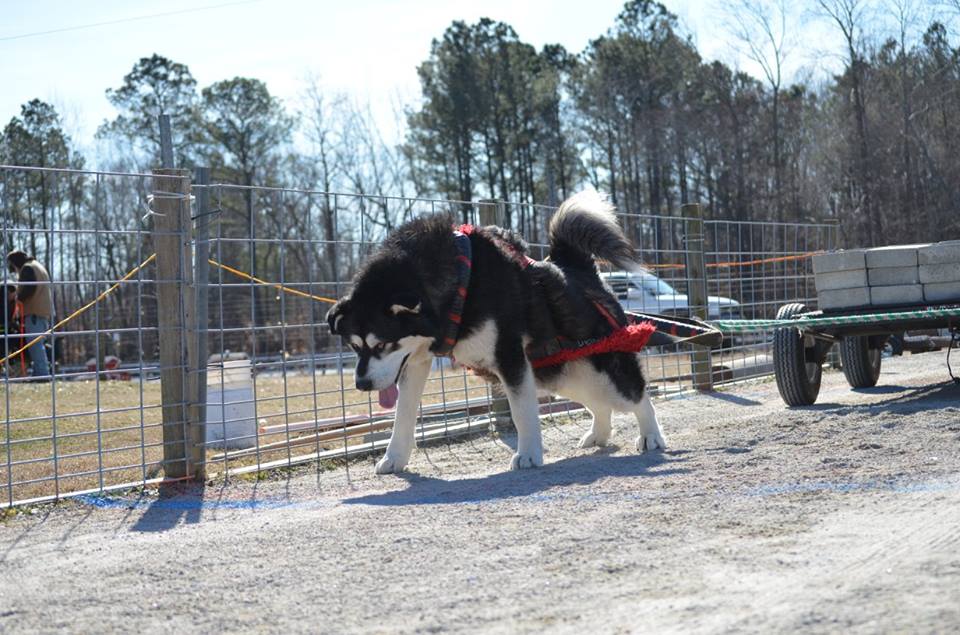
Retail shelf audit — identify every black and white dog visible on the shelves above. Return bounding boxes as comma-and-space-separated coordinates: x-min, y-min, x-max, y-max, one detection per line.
326, 191, 664, 473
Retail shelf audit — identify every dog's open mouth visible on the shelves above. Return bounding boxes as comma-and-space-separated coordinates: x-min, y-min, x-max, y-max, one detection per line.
377, 354, 410, 409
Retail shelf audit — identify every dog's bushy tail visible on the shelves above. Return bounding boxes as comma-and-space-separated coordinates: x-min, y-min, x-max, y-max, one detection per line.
548, 190, 639, 271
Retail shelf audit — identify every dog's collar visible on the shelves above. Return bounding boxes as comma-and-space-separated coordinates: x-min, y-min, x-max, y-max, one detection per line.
431, 225, 474, 357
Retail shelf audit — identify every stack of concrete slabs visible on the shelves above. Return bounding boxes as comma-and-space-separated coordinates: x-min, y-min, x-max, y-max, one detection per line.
812, 249, 869, 311
865, 244, 925, 306
814, 241, 960, 311
919, 241, 960, 303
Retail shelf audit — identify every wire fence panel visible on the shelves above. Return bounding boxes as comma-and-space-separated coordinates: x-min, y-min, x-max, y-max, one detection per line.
0, 166, 176, 506
1, 164, 838, 507
705, 219, 840, 384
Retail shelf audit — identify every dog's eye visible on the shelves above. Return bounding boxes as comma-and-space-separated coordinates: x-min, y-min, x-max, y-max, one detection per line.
373, 343, 386, 354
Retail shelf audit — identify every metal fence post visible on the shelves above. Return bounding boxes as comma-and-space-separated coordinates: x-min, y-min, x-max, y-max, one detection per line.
188, 167, 211, 480
152, 168, 197, 479
478, 199, 513, 430
682, 203, 713, 392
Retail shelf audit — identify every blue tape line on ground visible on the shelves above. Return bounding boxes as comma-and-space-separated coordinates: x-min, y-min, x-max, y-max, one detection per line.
76, 493, 323, 511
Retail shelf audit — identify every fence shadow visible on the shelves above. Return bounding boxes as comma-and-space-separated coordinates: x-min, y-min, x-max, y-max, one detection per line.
704, 392, 763, 406
342, 451, 690, 507
130, 481, 205, 533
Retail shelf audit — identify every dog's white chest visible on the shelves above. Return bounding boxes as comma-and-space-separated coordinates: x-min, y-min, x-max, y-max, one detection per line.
451, 320, 498, 372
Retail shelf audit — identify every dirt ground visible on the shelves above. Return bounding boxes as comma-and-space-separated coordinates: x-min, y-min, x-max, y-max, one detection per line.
1, 350, 959, 633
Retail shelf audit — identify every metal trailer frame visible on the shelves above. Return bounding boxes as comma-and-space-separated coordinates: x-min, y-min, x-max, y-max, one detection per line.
772, 302, 960, 406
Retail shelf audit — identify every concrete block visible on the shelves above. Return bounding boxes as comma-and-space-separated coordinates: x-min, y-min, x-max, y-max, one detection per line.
923, 282, 960, 303
919, 240, 960, 265
919, 263, 960, 284
865, 244, 926, 268
812, 249, 866, 274
867, 266, 919, 286
815, 269, 868, 291
870, 284, 924, 306
818, 287, 870, 311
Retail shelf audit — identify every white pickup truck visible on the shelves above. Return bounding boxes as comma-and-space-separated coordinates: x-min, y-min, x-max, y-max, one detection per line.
600, 270, 740, 320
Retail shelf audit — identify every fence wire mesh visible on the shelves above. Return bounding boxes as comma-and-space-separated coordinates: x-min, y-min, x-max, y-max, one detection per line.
0, 164, 838, 507
0, 165, 178, 506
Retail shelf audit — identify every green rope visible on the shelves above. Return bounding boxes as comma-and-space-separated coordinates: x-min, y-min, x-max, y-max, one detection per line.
714, 306, 960, 333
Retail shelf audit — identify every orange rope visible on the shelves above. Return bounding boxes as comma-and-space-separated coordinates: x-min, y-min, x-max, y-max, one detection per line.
643, 251, 822, 270
208, 259, 338, 304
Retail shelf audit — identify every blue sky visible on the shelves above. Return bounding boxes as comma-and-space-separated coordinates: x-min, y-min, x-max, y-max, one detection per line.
2, 0, 852, 159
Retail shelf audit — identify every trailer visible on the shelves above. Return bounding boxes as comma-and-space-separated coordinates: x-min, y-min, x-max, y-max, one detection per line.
765, 303, 960, 406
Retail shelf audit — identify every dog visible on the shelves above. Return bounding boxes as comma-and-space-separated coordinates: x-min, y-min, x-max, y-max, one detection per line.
326, 191, 665, 473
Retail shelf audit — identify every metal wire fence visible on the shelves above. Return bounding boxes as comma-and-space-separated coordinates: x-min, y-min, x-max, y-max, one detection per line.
0, 164, 839, 507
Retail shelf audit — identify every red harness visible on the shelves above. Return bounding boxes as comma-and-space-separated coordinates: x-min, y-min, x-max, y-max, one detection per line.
527, 301, 656, 369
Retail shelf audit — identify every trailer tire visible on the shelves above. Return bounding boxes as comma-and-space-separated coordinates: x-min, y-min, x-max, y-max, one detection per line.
774, 303, 823, 406
840, 335, 882, 388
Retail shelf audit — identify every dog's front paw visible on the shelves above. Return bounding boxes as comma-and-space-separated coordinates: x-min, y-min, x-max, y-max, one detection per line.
578, 430, 609, 449
635, 431, 666, 453
375, 454, 407, 474
510, 452, 543, 470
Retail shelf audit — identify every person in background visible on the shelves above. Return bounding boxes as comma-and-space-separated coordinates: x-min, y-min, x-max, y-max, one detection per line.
1, 282, 25, 376
7, 250, 52, 380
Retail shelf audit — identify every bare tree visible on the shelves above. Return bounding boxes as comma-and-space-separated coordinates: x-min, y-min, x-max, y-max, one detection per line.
302, 78, 348, 282
942, 0, 960, 13
724, 0, 793, 221
335, 100, 409, 232
816, 0, 879, 244
885, 0, 924, 236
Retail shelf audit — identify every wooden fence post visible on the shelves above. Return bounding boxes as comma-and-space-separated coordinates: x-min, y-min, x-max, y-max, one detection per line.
478, 200, 513, 430
158, 114, 174, 168
682, 203, 713, 392
152, 168, 199, 479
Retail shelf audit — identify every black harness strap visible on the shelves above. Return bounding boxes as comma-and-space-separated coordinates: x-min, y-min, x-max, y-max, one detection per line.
431, 227, 473, 357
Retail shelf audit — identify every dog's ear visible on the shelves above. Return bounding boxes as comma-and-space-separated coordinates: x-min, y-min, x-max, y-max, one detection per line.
326, 297, 351, 335
388, 292, 421, 316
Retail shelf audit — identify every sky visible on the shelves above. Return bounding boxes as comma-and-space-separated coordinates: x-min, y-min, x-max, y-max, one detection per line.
1, 0, 857, 161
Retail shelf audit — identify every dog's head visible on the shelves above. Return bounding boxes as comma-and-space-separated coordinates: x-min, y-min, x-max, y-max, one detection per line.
326, 284, 434, 395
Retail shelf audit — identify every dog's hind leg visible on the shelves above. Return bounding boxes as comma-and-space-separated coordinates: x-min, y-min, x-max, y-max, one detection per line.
375, 353, 432, 474
501, 364, 545, 470
634, 392, 666, 452
578, 406, 612, 449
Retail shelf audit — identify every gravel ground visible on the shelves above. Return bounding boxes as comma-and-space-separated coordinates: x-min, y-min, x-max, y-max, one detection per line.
2, 350, 959, 634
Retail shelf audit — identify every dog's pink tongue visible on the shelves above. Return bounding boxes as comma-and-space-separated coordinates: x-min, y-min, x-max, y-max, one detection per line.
378, 384, 399, 409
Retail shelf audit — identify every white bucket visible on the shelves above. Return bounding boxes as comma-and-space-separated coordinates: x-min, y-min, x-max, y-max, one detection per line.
205, 358, 257, 449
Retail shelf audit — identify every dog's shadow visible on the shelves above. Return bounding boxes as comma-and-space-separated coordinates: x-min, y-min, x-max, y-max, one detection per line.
343, 451, 690, 507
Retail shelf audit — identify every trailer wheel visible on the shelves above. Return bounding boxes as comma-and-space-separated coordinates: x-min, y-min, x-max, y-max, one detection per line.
840, 335, 882, 388
774, 303, 823, 406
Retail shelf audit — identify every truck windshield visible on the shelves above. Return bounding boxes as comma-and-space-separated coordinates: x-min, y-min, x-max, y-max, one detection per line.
640, 274, 678, 296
